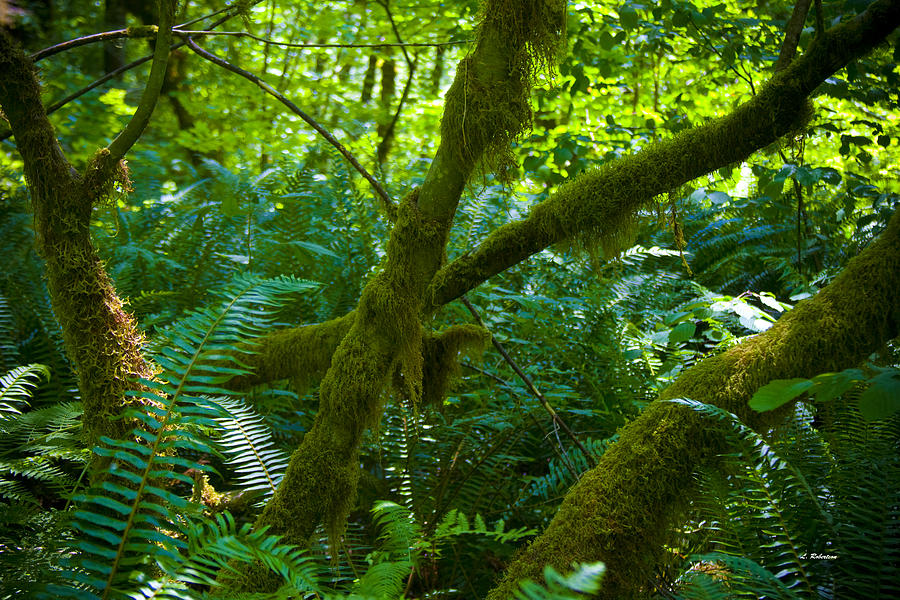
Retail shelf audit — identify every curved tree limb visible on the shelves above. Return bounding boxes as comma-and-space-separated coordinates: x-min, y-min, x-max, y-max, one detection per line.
424, 0, 900, 313
774, 0, 814, 72
183, 35, 397, 220
105, 1, 175, 163
0, 30, 153, 451
486, 208, 900, 599
0, 1, 261, 143
232, 0, 900, 405
29, 26, 158, 62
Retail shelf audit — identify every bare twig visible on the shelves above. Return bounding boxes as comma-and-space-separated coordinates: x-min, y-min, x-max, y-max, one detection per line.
378, 0, 413, 66
460, 295, 597, 468
373, 0, 418, 165
0, 2, 260, 142
29, 1, 257, 62
183, 36, 396, 220
688, 16, 756, 94
774, 0, 814, 72
462, 361, 581, 480
30, 27, 157, 62
173, 29, 470, 50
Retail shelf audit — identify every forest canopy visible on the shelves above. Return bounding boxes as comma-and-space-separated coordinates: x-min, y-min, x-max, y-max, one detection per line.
0, 0, 898, 598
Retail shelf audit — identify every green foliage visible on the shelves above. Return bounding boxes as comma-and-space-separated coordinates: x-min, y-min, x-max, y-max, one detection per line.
0, 364, 84, 506
514, 562, 605, 600
751, 365, 900, 420
667, 397, 900, 599
56, 274, 318, 599
214, 396, 289, 507
2, 0, 900, 597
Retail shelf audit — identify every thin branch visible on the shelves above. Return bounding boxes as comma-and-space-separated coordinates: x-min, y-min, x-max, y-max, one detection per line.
0, 3, 256, 142
378, 0, 413, 66
183, 36, 396, 220
688, 16, 756, 94
176, 5, 232, 29
106, 0, 176, 162
172, 29, 470, 49
460, 295, 597, 468
462, 361, 581, 481
774, 0, 814, 72
29, 1, 259, 62
373, 0, 416, 165
30, 27, 157, 62
377, 53, 417, 164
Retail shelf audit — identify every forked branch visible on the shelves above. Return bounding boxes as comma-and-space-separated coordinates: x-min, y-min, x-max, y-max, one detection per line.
184, 36, 396, 220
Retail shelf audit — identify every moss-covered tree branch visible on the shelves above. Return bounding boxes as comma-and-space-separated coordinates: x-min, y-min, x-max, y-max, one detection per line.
224, 312, 356, 391
109, 1, 175, 162
486, 209, 900, 598
83, 0, 175, 197
223, 0, 568, 591
425, 0, 900, 311
0, 32, 153, 450
229, 0, 900, 399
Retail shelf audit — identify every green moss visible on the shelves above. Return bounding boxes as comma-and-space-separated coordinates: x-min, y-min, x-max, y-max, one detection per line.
228, 311, 357, 392
241, 191, 455, 584
1, 33, 152, 456
422, 323, 491, 406
439, 0, 566, 181
83, 147, 133, 206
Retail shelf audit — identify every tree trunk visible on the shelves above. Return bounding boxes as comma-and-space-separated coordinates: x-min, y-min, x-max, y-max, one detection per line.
0, 32, 153, 450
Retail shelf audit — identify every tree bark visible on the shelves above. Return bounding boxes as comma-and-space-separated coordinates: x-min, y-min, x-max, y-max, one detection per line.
0, 0, 174, 450
223, 0, 567, 590
0, 31, 152, 448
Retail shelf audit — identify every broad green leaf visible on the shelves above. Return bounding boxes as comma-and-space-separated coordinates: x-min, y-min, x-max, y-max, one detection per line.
750, 379, 814, 412
858, 371, 900, 421
669, 322, 696, 344
619, 5, 639, 30
809, 369, 865, 402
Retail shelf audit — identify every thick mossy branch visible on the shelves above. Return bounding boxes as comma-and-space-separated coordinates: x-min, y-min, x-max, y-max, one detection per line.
225, 192, 454, 592
225, 312, 356, 392
0, 31, 152, 450
426, 0, 900, 311
486, 210, 900, 599
422, 324, 491, 407
439, 0, 565, 179
418, 0, 565, 220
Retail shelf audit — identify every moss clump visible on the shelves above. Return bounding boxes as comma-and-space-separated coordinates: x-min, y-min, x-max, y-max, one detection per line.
440, 0, 566, 181
227, 311, 357, 392
422, 323, 491, 406
243, 191, 454, 581
83, 148, 133, 206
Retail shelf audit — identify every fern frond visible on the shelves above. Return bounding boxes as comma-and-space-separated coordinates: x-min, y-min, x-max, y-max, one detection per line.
161, 511, 320, 595
514, 562, 605, 600
214, 397, 289, 506
0, 364, 50, 416
62, 274, 320, 599
675, 553, 802, 600
666, 398, 824, 596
